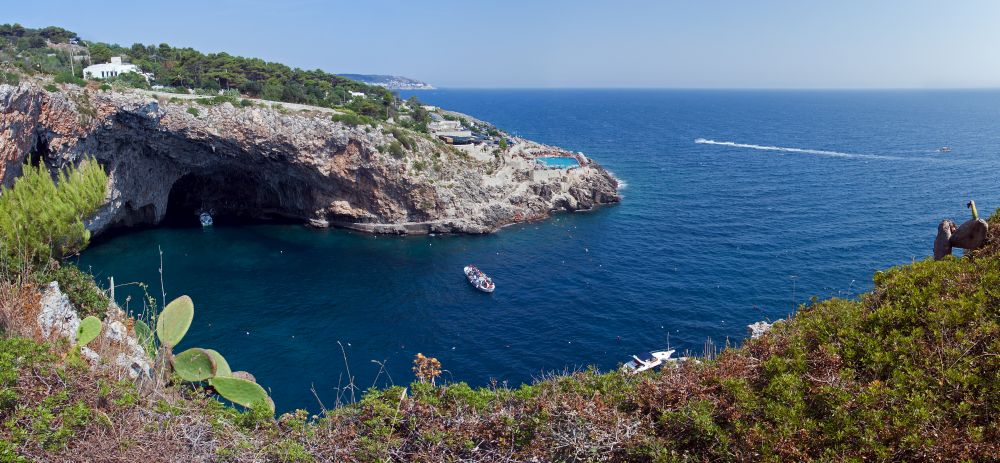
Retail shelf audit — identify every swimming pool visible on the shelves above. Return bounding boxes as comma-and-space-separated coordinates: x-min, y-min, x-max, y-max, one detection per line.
535, 156, 580, 169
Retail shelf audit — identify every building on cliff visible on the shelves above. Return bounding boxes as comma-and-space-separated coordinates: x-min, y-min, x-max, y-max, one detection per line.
83, 56, 145, 80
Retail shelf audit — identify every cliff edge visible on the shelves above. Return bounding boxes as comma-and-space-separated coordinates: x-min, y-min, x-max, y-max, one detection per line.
0, 82, 619, 236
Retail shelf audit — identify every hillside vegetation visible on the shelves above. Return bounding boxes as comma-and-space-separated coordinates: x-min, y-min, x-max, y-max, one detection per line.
0, 24, 404, 122
0, 157, 996, 462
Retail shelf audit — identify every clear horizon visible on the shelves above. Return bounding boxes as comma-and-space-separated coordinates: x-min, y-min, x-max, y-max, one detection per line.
5, 0, 1000, 89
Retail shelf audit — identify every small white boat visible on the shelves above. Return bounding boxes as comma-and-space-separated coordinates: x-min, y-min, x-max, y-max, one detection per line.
199, 212, 214, 227
463, 265, 495, 293
622, 349, 675, 374
939, 146, 952, 153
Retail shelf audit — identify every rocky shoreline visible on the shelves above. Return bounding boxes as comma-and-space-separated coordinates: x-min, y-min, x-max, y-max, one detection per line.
0, 82, 620, 237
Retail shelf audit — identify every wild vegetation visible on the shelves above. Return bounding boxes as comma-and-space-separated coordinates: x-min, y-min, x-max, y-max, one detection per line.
0, 23, 407, 121
0, 154, 997, 461
2, 21, 996, 463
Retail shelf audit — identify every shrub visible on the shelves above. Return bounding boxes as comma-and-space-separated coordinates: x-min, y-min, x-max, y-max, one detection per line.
0, 158, 107, 268
43, 83, 58, 92
53, 71, 85, 86
330, 112, 373, 127
42, 264, 108, 318
388, 141, 404, 159
98, 83, 111, 92
389, 128, 416, 150
0, 71, 19, 85
186, 107, 199, 117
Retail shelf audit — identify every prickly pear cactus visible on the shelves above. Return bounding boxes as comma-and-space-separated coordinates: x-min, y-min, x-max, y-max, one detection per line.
204, 349, 231, 377
172, 348, 217, 382
211, 376, 273, 412
76, 316, 102, 346
231, 371, 256, 383
156, 296, 194, 349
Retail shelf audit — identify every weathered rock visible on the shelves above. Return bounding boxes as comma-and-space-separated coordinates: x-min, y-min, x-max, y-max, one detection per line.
37, 282, 80, 343
950, 219, 988, 251
934, 220, 957, 260
0, 83, 620, 236
747, 320, 780, 339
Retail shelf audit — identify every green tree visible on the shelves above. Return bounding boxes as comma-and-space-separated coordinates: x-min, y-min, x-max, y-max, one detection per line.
88, 43, 113, 64
0, 158, 108, 268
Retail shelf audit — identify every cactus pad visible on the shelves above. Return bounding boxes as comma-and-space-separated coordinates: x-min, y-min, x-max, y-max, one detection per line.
172, 348, 217, 382
156, 295, 194, 348
231, 371, 256, 383
204, 349, 231, 377
77, 316, 102, 346
211, 376, 273, 412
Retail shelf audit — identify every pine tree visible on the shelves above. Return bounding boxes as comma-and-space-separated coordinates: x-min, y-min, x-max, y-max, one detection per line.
0, 158, 108, 268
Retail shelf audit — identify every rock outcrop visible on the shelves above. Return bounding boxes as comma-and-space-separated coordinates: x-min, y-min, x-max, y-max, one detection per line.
36, 281, 153, 380
0, 83, 620, 235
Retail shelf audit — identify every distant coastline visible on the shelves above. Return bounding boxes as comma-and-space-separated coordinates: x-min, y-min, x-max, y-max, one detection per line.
339, 73, 435, 90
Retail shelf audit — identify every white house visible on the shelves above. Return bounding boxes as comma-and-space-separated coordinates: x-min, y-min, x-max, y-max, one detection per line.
349, 91, 366, 99
83, 56, 142, 80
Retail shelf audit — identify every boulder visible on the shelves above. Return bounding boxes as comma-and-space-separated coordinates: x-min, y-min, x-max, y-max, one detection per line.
37, 282, 80, 343
933, 220, 957, 260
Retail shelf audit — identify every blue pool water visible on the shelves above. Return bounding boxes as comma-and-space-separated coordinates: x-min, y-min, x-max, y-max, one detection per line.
535, 156, 580, 169
78, 89, 1000, 413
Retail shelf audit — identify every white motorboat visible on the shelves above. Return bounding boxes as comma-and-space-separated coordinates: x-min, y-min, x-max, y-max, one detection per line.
939, 146, 952, 153
463, 265, 495, 293
622, 349, 676, 374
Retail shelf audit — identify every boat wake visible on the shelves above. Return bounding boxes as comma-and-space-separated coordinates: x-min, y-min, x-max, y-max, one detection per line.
694, 138, 899, 160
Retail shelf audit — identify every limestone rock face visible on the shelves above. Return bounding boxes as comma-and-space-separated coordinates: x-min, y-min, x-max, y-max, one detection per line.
0, 83, 620, 236
37, 282, 80, 343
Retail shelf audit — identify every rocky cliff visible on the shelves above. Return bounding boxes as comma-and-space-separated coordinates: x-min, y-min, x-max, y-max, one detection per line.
0, 83, 619, 236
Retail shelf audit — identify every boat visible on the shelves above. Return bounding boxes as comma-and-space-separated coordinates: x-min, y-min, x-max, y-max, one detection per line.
939, 146, 952, 153
622, 349, 676, 374
199, 212, 214, 227
463, 265, 495, 293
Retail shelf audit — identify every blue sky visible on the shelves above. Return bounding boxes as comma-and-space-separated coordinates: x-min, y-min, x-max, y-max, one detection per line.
5, 0, 1000, 88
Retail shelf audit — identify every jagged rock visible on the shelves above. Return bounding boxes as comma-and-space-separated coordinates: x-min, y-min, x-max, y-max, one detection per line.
37, 282, 80, 343
0, 83, 620, 237
105, 320, 127, 343
748, 320, 780, 339
934, 220, 957, 260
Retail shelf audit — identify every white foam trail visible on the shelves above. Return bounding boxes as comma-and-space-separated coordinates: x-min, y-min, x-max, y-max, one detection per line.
694, 138, 898, 160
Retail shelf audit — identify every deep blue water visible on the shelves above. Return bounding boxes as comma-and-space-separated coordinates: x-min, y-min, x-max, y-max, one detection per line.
79, 89, 1000, 413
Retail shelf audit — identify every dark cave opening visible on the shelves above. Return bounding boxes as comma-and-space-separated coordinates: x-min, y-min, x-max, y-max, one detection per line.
28, 133, 50, 167
162, 170, 302, 227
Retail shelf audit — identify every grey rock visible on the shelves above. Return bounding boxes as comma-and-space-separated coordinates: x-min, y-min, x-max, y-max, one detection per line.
37, 282, 80, 343
0, 83, 620, 237
934, 220, 957, 260
950, 219, 988, 251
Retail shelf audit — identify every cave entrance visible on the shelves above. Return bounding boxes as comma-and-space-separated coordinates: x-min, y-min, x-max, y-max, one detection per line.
163, 170, 300, 227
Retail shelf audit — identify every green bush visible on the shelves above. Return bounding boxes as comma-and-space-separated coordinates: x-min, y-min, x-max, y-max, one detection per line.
53, 71, 85, 86
330, 112, 373, 127
187, 107, 199, 117
43, 83, 58, 92
42, 264, 108, 318
388, 141, 404, 159
0, 71, 19, 85
0, 158, 107, 268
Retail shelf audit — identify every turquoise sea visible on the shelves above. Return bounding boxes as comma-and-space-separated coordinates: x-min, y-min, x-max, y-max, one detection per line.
79, 89, 1000, 412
